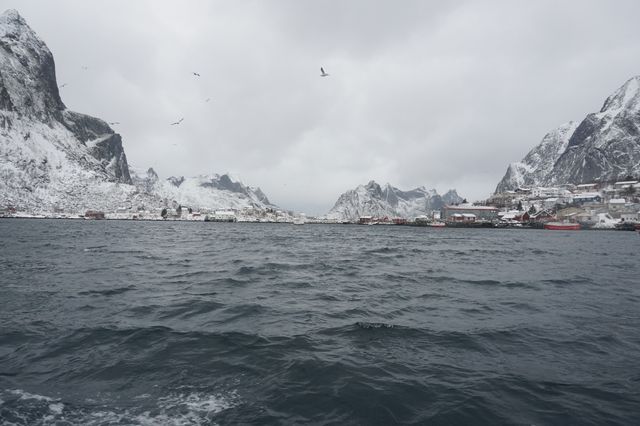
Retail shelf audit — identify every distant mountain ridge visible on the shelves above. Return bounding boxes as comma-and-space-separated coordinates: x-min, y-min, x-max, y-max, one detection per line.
496, 76, 640, 192
0, 9, 276, 213
327, 180, 463, 221
131, 168, 275, 211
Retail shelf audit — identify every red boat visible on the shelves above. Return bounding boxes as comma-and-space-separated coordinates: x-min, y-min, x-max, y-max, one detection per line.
544, 222, 581, 231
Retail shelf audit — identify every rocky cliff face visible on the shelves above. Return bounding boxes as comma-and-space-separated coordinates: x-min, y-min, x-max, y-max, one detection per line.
0, 9, 276, 213
326, 180, 463, 221
496, 76, 640, 192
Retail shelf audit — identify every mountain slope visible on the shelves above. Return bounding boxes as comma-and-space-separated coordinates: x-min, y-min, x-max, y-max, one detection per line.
326, 181, 463, 221
496, 76, 640, 192
495, 121, 577, 192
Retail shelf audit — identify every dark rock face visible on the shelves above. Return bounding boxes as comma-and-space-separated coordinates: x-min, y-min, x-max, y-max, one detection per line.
496, 76, 640, 192
198, 174, 272, 205
62, 111, 131, 183
0, 84, 14, 111
167, 176, 185, 187
201, 174, 247, 193
89, 134, 131, 183
0, 9, 65, 121
61, 110, 113, 142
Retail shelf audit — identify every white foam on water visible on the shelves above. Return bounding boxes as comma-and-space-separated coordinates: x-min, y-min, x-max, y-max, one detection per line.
134, 393, 151, 399
9, 388, 57, 402
1, 388, 238, 426
49, 402, 64, 414
80, 392, 236, 425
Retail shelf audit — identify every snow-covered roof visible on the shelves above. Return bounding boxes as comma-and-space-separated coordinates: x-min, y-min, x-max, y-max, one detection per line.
573, 192, 601, 199
445, 205, 498, 211
608, 198, 626, 204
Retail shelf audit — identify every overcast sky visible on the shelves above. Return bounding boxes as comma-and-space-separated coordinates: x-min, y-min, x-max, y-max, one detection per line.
4, 0, 640, 214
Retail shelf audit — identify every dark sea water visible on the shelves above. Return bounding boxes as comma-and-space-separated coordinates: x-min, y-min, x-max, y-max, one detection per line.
0, 219, 639, 425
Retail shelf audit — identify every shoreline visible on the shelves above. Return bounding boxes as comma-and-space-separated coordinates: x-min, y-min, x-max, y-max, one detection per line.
1, 216, 637, 231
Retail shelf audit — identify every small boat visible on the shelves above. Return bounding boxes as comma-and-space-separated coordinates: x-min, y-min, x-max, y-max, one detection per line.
427, 221, 446, 227
544, 222, 581, 231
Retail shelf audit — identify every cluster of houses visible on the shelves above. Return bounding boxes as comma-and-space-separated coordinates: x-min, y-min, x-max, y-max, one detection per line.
0, 203, 304, 223
485, 180, 640, 229
106, 205, 300, 223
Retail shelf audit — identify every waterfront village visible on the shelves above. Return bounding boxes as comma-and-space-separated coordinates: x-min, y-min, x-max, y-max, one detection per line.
1, 179, 640, 231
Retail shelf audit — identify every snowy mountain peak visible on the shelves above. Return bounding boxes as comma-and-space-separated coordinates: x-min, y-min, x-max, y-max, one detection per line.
496, 76, 640, 192
600, 75, 640, 114
0, 9, 25, 24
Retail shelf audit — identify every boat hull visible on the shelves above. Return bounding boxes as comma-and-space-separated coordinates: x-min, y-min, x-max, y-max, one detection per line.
544, 222, 581, 231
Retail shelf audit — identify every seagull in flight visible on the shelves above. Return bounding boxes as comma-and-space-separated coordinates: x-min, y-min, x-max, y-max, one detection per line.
205, 98, 211, 102
170, 118, 184, 126
108, 121, 120, 125
193, 72, 201, 77
59, 83, 68, 88
81, 66, 88, 70
320, 67, 329, 77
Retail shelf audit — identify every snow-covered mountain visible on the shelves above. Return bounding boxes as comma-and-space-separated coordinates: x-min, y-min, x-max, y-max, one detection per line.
496, 76, 640, 192
326, 180, 463, 221
0, 9, 276, 213
130, 168, 274, 211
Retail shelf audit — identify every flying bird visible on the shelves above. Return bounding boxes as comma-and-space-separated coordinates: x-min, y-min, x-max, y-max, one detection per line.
59, 83, 68, 88
81, 66, 88, 70
193, 72, 201, 77
170, 118, 184, 126
108, 121, 120, 125
320, 67, 329, 77
205, 98, 211, 102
